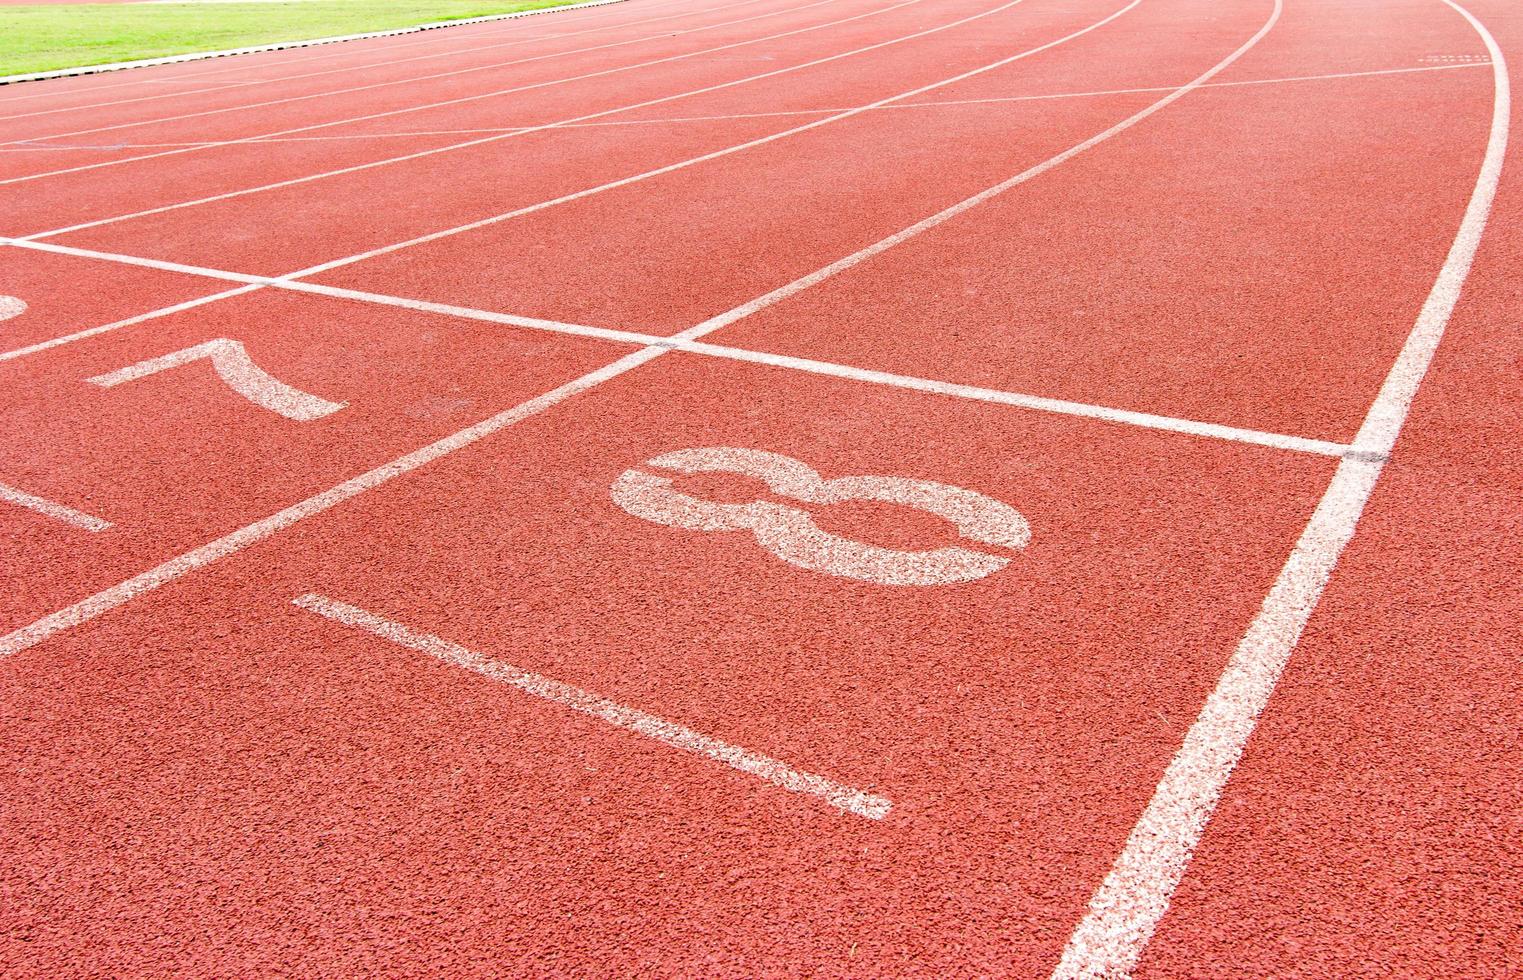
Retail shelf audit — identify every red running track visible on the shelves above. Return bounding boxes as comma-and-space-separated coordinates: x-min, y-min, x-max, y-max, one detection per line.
1, 0, 1519, 975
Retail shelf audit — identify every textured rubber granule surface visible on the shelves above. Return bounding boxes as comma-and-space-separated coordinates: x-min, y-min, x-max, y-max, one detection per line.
1, 0, 1520, 974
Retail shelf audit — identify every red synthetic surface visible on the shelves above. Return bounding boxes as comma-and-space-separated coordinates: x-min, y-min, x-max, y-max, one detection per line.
1, 0, 1520, 975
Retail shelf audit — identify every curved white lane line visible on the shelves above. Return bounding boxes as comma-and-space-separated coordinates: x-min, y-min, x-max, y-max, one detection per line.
0, 0, 838, 152
0, 0, 1288, 664
0, 0, 729, 123
284, 0, 1137, 281
0, 0, 639, 90
5, 0, 914, 207
1051, 0, 1507, 975
0, 0, 675, 107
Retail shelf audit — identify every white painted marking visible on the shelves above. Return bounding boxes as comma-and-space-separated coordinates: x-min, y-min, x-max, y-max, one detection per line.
1052, 1, 1507, 976
0, 0, 662, 107
2, 0, 881, 190
673, 341, 1364, 460
0, 482, 112, 532
0, 295, 25, 321
682, 0, 1284, 340
0, 3, 1281, 659
276, 0, 1139, 281
293, 592, 892, 818
613, 447, 1029, 585
0, 240, 1354, 459
0, 0, 635, 87
0, 346, 663, 660
86, 338, 346, 421
0, 0, 727, 123
0, 285, 263, 364
0, 0, 764, 135
15, 61, 1482, 153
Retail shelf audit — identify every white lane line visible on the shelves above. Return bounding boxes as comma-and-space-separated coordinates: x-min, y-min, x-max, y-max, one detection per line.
0, 345, 665, 661
0, 482, 112, 532
674, 340, 1361, 459
0, 0, 666, 107
6, 61, 1485, 152
268, 0, 1140, 281
678, 0, 1281, 340
0, 240, 1352, 458
0, 0, 871, 188
0, 0, 757, 128
1051, 1, 1508, 976
0, 0, 709, 121
11, 0, 977, 240
0, 284, 262, 364
0, 0, 637, 88
0, 2, 1282, 663
293, 592, 892, 819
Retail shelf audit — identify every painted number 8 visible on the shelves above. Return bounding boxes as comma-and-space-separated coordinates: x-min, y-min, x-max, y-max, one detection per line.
611, 447, 1029, 586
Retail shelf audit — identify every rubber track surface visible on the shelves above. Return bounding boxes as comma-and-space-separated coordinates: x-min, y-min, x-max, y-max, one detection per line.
1, 0, 1518, 975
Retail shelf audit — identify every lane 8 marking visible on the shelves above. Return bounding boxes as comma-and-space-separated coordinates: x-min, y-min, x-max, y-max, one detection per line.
611, 447, 1029, 586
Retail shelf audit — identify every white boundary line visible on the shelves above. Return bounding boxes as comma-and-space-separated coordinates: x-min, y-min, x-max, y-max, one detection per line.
0, 238, 1359, 457
0, 0, 634, 88
2, 0, 914, 204
1050, 0, 1508, 975
10, 0, 1058, 241
0, 481, 113, 532
0, 0, 1282, 661
0, 0, 725, 123
279, 0, 1131, 280
293, 593, 892, 818
0, 0, 685, 107
0, 0, 838, 156
7, 60, 1487, 151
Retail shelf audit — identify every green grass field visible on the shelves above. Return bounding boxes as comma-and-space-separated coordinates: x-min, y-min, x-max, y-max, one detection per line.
0, 0, 590, 77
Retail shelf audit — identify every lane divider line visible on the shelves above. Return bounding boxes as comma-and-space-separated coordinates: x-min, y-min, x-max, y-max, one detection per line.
0, 0, 782, 142
0, 0, 635, 88
0, 0, 690, 110
1050, 0, 1508, 975
0, 0, 716, 122
0, 237, 1358, 458
0, 481, 112, 532
1, 0, 897, 190
293, 592, 893, 819
5, 61, 1487, 152
279, 0, 1135, 281
0, 1, 1284, 661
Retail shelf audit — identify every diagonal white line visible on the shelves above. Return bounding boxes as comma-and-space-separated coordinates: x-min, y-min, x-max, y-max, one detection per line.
0, 0, 714, 123
0, 481, 112, 532
0, 0, 882, 192
12, 0, 995, 242
0, 0, 755, 137
0, 0, 643, 90
1051, 1, 1508, 975
293, 592, 892, 818
0, 1, 1280, 661
281, 0, 1131, 281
